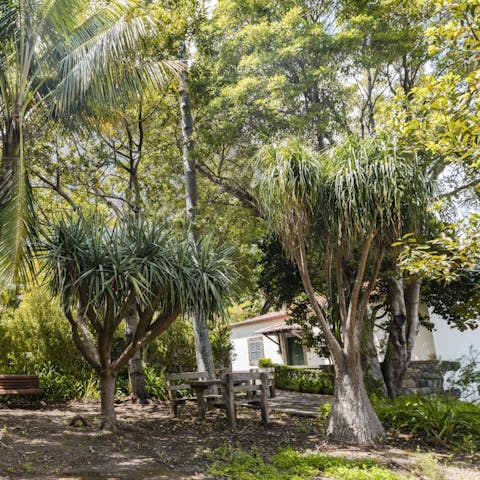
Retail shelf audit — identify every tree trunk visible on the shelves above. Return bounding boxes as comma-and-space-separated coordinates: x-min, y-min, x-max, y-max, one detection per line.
382, 277, 422, 398
100, 370, 117, 431
179, 41, 216, 381
125, 306, 148, 404
192, 310, 216, 375
328, 355, 386, 445
361, 308, 387, 397
382, 277, 408, 398
405, 279, 421, 363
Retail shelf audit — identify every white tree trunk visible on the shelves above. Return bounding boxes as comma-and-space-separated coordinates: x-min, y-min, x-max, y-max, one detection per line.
179, 42, 216, 381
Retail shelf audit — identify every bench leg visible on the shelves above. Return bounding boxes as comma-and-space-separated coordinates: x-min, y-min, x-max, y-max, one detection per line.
168, 392, 177, 416
196, 388, 207, 418
223, 374, 236, 429
260, 373, 270, 425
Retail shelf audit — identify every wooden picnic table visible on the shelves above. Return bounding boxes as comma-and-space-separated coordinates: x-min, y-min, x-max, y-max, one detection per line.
189, 379, 224, 417
190, 371, 270, 429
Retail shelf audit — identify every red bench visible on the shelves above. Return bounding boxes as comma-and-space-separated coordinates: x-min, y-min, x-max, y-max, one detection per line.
0, 375, 44, 397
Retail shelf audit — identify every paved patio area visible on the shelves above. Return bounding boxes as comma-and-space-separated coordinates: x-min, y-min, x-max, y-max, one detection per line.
268, 389, 333, 417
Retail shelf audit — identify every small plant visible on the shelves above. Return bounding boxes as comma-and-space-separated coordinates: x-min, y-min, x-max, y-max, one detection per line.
144, 365, 168, 400
317, 402, 331, 426
259, 358, 274, 368
415, 453, 445, 480
208, 447, 408, 480
38, 363, 99, 401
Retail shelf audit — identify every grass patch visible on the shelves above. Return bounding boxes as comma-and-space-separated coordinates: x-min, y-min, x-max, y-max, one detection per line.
208, 446, 409, 480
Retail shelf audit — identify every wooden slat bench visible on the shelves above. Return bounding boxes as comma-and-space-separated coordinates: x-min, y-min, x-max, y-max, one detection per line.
0, 375, 44, 397
220, 371, 270, 429
166, 371, 220, 416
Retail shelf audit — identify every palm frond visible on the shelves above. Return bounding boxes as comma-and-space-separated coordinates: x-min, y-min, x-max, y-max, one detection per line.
0, 157, 36, 287
254, 137, 321, 246
53, 2, 183, 113
254, 135, 434, 253
39, 215, 235, 324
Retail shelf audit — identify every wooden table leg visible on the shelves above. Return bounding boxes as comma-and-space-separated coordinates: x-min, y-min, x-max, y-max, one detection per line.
196, 387, 207, 418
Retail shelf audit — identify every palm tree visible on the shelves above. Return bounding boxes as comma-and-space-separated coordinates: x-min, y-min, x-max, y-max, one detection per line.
0, 0, 181, 285
40, 215, 234, 431
255, 136, 431, 445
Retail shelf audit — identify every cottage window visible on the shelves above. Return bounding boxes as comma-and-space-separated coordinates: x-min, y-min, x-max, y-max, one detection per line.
247, 336, 265, 366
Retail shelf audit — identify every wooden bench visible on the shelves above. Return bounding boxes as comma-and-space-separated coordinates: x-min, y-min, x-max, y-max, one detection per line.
252, 367, 276, 398
220, 371, 270, 429
166, 371, 220, 416
0, 375, 44, 397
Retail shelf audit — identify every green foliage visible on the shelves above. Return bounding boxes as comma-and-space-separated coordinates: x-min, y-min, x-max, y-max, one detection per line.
0, 289, 85, 375
395, 215, 480, 331
274, 365, 334, 395
0, 288, 101, 401
258, 358, 274, 368
396, 215, 480, 284
37, 363, 98, 402
257, 236, 303, 308
147, 317, 197, 373
147, 315, 232, 373
209, 316, 234, 370
415, 453, 446, 480
208, 446, 407, 480
143, 364, 168, 400
424, 270, 480, 331
373, 395, 480, 452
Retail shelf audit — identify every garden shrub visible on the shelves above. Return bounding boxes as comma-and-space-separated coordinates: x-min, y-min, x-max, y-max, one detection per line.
0, 289, 101, 401
0, 288, 84, 375
373, 395, 480, 452
38, 363, 99, 401
272, 364, 334, 394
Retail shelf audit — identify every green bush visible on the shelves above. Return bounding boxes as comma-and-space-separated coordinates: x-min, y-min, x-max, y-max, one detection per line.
147, 316, 232, 373
373, 395, 480, 452
0, 289, 99, 401
144, 364, 168, 400
273, 364, 334, 394
38, 363, 98, 401
0, 289, 85, 375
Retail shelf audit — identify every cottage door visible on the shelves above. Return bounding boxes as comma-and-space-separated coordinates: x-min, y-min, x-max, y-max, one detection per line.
287, 336, 305, 365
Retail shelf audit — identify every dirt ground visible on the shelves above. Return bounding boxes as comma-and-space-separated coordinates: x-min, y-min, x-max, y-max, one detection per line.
0, 400, 478, 480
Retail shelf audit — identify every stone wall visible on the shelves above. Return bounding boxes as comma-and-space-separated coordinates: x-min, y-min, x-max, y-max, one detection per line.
400, 360, 460, 396
313, 360, 460, 396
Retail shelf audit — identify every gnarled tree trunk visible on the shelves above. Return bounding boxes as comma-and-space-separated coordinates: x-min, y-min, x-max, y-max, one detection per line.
382, 277, 421, 398
361, 308, 387, 397
383, 277, 407, 398
328, 354, 385, 444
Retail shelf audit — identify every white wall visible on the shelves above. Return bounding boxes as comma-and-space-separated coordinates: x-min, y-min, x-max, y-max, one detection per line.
431, 312, 480, 361
231, 319, 283, 370
411, 325, 437, 361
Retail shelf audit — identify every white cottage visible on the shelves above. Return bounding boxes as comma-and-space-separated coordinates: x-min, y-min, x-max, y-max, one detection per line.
230, 308, 473, 371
